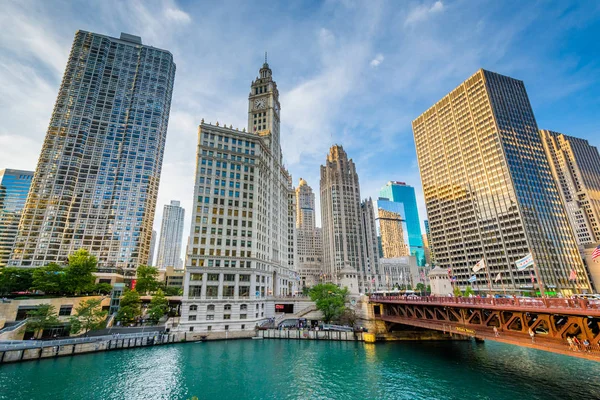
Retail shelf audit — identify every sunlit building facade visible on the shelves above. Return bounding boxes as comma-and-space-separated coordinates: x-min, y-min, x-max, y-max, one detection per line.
156, 200, 185, 269
0, 170, 34, 267
180, 60, 298, 333
8, 31, 176, 272
295, 178, 324, 288
413, 69, 589, 293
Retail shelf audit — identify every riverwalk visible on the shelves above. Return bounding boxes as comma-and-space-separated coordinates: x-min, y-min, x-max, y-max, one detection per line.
0, 331, 185, 364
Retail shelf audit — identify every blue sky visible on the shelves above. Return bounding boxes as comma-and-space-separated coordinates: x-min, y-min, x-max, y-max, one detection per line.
1, 0, 599, 246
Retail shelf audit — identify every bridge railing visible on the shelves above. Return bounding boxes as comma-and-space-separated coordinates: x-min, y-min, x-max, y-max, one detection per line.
369, 295, 600, 311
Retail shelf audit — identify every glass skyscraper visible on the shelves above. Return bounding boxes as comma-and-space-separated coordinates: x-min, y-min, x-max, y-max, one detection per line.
8, 31, 176, 272
0, 169, 34, 267
378, 182, 425, 266
412, 69, 589, 293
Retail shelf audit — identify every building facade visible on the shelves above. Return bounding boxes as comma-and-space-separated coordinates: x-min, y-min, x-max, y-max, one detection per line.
412, 69, 589, 293
295, 178, 324, 288
378, 182, 425, 266
541, 130, 600, 246
148, 230, 157, 266
156, 200, 185, 269
8, 31, 175, 272
374, 197, 410, 258
320, 145, 379, 292
179, 60, 298, 333
0, 170, 34, 267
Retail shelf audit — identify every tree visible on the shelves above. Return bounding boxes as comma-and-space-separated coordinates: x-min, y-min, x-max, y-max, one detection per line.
415, 283, 426, 294
135, 265, 160, 295
26, 304, 60, 338
63, 249, 97, 294
32, 263, 64, 294
0, 267, 33, 295
94, 282, 113, 295
453, 286, 463, 297
147, 289, 169, 324
116, 289, 141, 324
69, 298, 107, 334
339, 306, 358, 328
163, 286, 182, 296
464, 286, 475, 297
308, 283, 348, 323
302, 286, 311, 296
426, 285, 431, 293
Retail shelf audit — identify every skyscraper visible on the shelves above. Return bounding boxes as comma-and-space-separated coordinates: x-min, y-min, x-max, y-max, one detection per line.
378, 182, 425, 265
541, 130, 600, 245
8, 31, 176, 272
0, 170, 34, 267
320, 145, 379, 292
374, 197, 410, 258
156, 201, 185, 269
413, 69, 589, 293
295, 178, 324, 288
148, 230, 157, 266
180, 60, 298, 332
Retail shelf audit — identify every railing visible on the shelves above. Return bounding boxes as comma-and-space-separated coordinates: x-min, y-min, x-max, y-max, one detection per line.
369, 295, 600, 311
0, 331, 161, 351
0, 319, 28, 335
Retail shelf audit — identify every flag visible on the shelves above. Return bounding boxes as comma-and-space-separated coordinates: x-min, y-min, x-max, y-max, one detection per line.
494, 272, 502, 282
569, 269, 577, 281
468, 275, 477, 283
473, 258, 486, 273
447, 268, 452, 276
592, 245, 600, 262
515, 253, 534, 271
451, 276, 457, 282
530, 272, 536, 283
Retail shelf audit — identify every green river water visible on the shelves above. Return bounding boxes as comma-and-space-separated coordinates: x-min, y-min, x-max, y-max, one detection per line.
1, 339, 598, 400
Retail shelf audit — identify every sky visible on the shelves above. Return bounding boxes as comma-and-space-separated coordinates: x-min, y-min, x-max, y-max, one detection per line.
1, 0, 599, 260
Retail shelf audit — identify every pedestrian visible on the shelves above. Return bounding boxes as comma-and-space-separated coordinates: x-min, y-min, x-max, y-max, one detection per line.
493, 326, 499, 337
528, 328, 535, 343
567, 336, 574, 351
572, 336, 581, 351
583, 339, 591, 353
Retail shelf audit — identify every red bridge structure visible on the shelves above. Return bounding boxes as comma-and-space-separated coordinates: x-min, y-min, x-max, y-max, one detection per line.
369, 295, 600, 361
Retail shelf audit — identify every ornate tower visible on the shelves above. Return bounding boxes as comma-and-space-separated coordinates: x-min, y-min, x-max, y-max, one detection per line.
248, 54, 282, 164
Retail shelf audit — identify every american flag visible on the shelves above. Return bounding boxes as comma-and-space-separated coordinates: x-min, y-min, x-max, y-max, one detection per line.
569, 269, 577, 281
592, 245, 600, 262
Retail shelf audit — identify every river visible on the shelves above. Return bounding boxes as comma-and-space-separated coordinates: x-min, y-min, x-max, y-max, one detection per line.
1, 339, 598, 399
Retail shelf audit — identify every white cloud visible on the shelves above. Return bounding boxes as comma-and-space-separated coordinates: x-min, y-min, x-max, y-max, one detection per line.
165, 6, 191, 23
370, 53, 384, 67
405, 1, 444, 26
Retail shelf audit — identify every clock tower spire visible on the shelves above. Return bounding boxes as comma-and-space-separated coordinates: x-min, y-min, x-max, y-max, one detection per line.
248, 55, 281, 163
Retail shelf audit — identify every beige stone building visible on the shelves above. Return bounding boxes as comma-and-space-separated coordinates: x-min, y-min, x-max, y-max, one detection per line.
295, 178, 324, 288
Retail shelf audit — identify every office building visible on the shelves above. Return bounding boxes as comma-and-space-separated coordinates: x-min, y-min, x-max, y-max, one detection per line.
8, 31, 176, 272
148, 230, 157, 266
378, 182, 425, 266
180, 59, 299, 332
0, 170, 34, 267
412, 69, 589, 293
156, 201, 185, 269
320, 145, 379, 292
295, 178, 324, 288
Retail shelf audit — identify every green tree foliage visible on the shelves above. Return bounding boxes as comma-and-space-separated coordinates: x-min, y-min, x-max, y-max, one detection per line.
32, 263, 64, 294
135, 265, 160, 295
69, 298, 107, 334
26, 304, 60, 338
415, 283, 426, 293
147, 289, 169, 324
453, 286, 463, 297
426, 285, 431, 293
63, 249, 97, 294
308, 283, 348, 323
116, 289, 142, 324
163, 286, 182, 296
464, 286, 475, 297
94, 283, 113, 295
0, 267, 34, 295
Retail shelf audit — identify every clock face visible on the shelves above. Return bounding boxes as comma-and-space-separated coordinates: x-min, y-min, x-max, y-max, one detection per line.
254, 98, 266, 109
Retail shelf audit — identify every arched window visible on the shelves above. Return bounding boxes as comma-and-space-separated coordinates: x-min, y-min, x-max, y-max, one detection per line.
189, 305, 197, 311
207, 304, 215, 311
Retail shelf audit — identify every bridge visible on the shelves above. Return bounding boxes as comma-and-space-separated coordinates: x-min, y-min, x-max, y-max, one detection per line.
369, 295, 600, 361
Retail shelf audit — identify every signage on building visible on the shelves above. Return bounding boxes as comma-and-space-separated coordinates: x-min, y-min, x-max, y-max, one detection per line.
275, 304, 294, 313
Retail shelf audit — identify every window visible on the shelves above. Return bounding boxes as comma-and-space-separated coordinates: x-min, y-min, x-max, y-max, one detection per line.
207, 304, 215, 311
241, 324, 245, 330
189, 315, 197, 321
189, 305, 198, 311
59, 305, 73, 316
190, 273, 203, 281
240, 304, 248, 311
240, 314, 247, 319
224, 314, 231, 320
189, 327, 194, 332
208, 326, 212, 331
224, 304, 232, 311
208, 274, 219, 281
206, 315, 215, 320
225, 325, 229, 331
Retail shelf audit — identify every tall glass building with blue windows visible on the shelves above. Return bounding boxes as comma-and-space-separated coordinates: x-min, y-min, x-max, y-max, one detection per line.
8, 31, 176, 272
0, 169, 33, 267
377, 182, 425, 266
